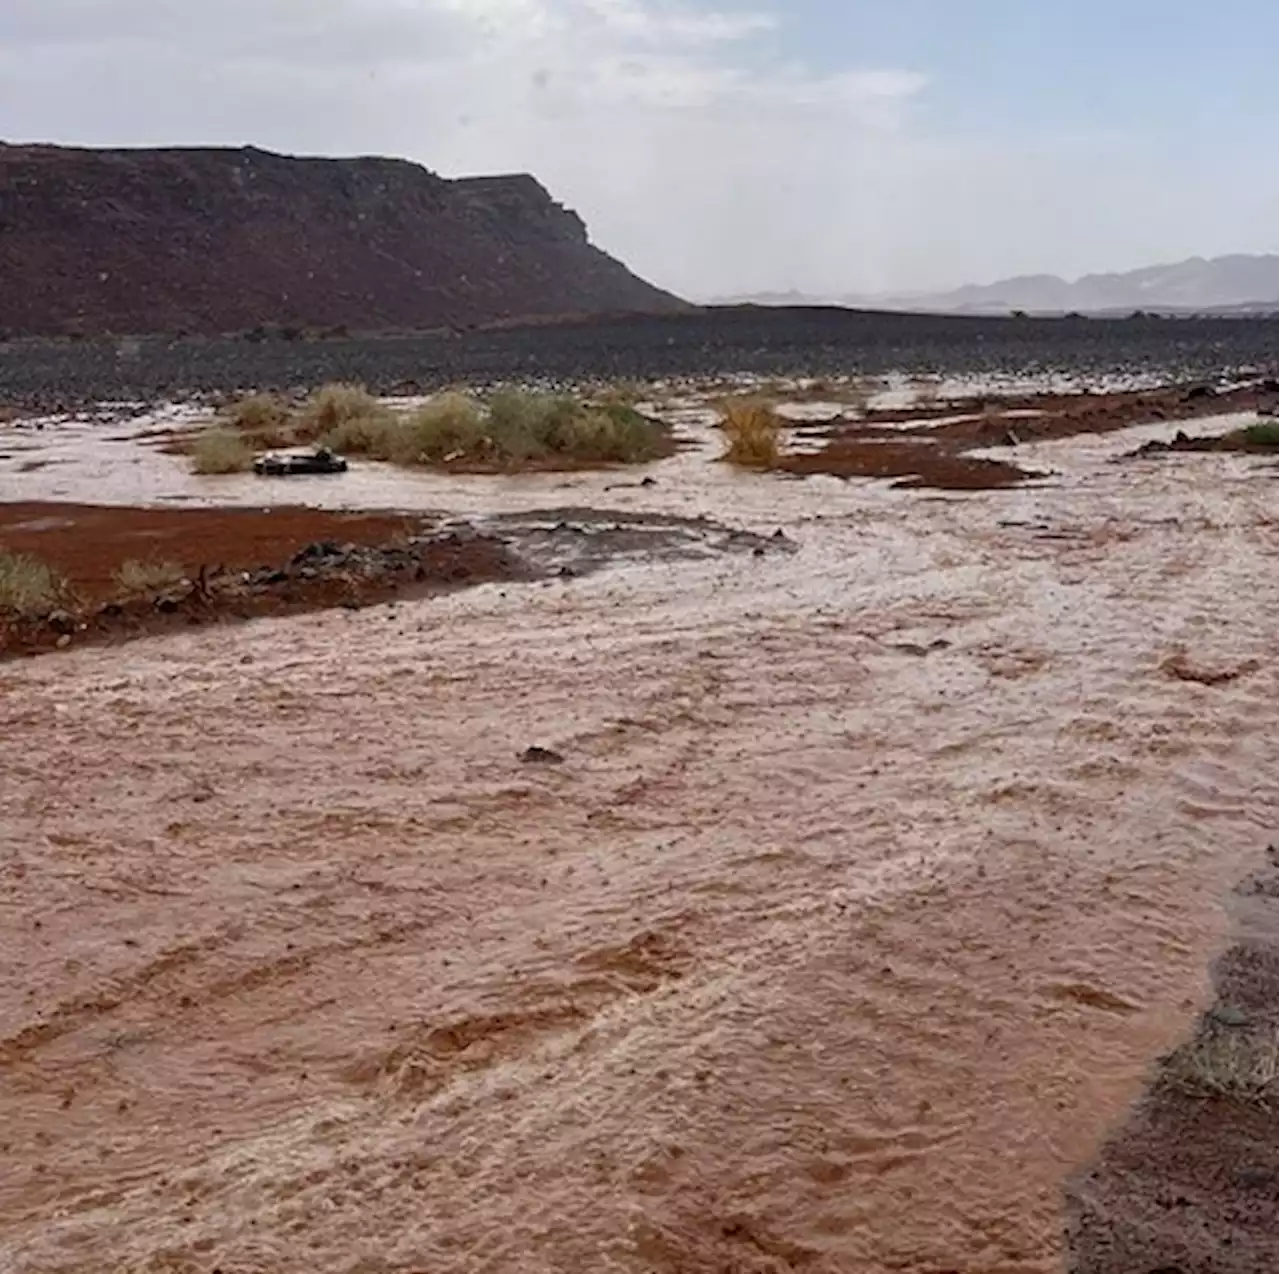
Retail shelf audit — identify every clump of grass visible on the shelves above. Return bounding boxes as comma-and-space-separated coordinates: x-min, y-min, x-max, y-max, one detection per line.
1241, 419, 1279, 448
360, 389, 668, 468
296, 382, 392, 443
190, 428, 253, 474
719, 398, 783, 468
0, 551, 69, 616
390, 392, 488, 464
113, 558, 186, 597
1163, 1028, 1278, 1105
221, 391, 294, 446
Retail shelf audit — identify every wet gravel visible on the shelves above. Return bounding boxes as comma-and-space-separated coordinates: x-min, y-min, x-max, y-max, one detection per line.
1, 308, 1276, 411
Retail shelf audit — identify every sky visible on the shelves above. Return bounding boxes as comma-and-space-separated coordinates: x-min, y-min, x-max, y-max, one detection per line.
0, 0, 1276, 299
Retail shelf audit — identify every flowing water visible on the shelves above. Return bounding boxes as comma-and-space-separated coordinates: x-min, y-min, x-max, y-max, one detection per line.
0, 409, 1276, 1272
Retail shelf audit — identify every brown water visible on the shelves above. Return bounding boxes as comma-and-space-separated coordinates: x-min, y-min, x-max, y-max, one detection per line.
0, 415, 1276, 1272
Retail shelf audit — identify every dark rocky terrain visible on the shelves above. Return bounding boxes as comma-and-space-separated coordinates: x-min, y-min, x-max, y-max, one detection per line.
0, 308, 1275, 412
0, 143, 684, 337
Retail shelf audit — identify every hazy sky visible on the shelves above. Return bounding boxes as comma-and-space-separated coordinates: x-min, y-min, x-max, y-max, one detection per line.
1, 0, 1276, 298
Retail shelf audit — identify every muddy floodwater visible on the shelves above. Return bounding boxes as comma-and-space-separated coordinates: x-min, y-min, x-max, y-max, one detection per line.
0, 408, 1276, 1272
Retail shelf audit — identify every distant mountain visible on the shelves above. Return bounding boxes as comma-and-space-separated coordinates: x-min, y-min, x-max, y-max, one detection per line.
710, 254, 1278, 315
921, 255, 1278, 314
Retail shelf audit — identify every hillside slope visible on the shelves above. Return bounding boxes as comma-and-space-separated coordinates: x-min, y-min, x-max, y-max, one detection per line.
0, 143, 686, 336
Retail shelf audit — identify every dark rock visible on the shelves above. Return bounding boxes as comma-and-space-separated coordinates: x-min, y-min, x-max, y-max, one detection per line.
0, 143, 685, 337
291, 541, 342, 565
154, 597, 179, 613
46, 609, 76, 635
520, 745, 565, 764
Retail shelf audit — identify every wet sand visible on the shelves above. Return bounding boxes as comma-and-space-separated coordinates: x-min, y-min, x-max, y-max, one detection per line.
1066, 854, 1278, 1273
0, 408, 1276, 1271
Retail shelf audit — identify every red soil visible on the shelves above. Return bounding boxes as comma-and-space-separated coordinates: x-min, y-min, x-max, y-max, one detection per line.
0, 502, 523, 658
783, 381, 1275, 488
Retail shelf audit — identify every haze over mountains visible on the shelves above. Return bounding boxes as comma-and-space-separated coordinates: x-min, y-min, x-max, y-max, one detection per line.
713, 255, 1279, 315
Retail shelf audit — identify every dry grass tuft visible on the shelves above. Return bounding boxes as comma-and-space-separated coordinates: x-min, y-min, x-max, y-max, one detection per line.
1163, 1028, 1278, 1106
719, 398, 783, 468
391, 393, 488, 464
208, 384, 667, 471
339, 389, 670, 468
190, 429, 254, 474
113, 558, 186, 597
296, 383, 392, 443
0, 551, 70, 616
222, 392, 295, 446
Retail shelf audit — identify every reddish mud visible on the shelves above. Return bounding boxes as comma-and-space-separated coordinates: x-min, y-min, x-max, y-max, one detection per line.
857, 381, 1276, 439
781, 380, 1276, 487
0, 430, 1276, 1273
0, 502, 522, 657
1128, 426, 1279, 457
780, 439, 1033, 488
1066, 856, 1278, 1274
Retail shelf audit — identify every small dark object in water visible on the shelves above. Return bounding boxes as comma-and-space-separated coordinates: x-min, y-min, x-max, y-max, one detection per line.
253, 446, 349, 477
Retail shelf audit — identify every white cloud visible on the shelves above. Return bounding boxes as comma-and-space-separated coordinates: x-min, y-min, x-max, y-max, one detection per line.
0, 0, 1273, 298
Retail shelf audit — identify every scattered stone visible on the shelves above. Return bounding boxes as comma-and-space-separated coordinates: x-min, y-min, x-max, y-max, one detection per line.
520, 745, 564, 764
1208, 1004, 1251, 1028
54, 634, 71, 649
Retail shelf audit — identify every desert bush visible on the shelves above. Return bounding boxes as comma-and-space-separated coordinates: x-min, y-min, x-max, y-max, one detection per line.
1163, 1029, 1278, 1106
221, 391, 294, 445
320, 409, 398, 460
1242, 419, 1279, 448
296, 382, 392, 443
719, 398, 782, 468
190, 428, 253, 474
0, 551, 69, 615
390, 393, 488, 464
113, 558, 185, 597
394, 390, 667, 467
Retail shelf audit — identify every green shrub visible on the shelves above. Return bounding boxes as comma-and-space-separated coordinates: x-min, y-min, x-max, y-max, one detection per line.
391, 393, 488, 464
296, 382, 392, 443
190, 429, 253, 474
1242, 419, 1279, 448
221, 392, 294, 445
113, 558, 186, 597
0, 551, 69, 615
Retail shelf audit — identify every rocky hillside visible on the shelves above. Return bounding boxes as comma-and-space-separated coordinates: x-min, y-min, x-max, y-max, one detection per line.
0, 143, 686, 336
